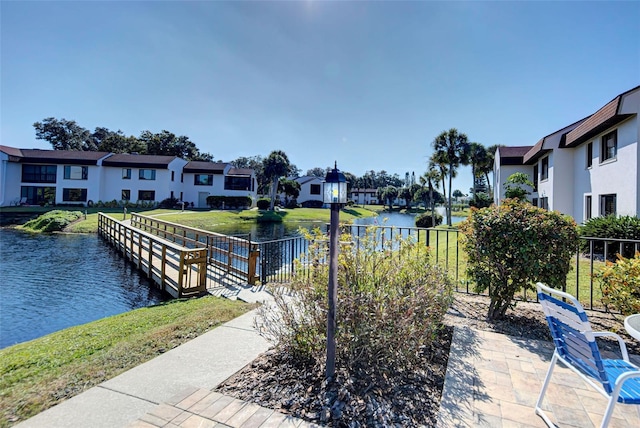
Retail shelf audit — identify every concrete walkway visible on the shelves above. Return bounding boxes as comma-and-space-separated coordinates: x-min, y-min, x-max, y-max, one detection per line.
15, 312, 640, 427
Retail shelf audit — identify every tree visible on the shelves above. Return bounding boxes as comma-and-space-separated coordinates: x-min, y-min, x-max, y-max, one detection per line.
399, 187, 412, 209
378, 186, 398, 210
279, 179, 301, 207
468, 143, 487, 201
503, 172, 534, 202
138, 130, 211, 160
423, 161, 443, 230
432, 129, 470, 226
231, 156, 267, 194
306, 167, 327, 178
33, 117, 93, 151
430, 152, 449, 224
480, 144, 503, 197
263, 150, 291, 210
459, 200, 578, 320
92, 127, 145, 154
452, 189, 464, 202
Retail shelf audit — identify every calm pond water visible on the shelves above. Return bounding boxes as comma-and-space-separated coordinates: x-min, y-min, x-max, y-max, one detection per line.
0, 228, 167, 349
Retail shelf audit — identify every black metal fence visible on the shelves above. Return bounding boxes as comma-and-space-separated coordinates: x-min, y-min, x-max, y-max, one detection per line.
254, 223, 640, 312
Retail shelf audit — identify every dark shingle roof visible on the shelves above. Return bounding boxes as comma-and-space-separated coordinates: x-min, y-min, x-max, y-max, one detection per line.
8, 148, 111, 165
0, 145, 23, 157
227, 168, 253, 176
102, 154, 177, 168
563, 86, 640, 148
183, 161, 228, 174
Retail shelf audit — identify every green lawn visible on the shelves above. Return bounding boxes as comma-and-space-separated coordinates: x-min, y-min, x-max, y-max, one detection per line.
0, 296, 253, 427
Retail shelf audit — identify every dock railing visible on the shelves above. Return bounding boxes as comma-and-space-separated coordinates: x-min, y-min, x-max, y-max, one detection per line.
98, 213, 207, 297
130, 213, 259, 284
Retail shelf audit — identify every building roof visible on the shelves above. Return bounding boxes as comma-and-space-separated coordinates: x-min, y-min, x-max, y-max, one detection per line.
522, 117, 589, 164
227, 168, 253, 176
294, 176, 323, 185
562, 85, 640, 148
0, 145, 23, 158
183, 161, 228, 174
497, 146, 534, 165
1, 147, 112, 165
102, 153, 177, 168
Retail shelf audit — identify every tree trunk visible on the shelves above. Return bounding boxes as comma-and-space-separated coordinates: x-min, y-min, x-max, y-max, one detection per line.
429, 182, 435, 227
269, 177, 279, 210
485, 172, 492, 198
447, 170, 453, 226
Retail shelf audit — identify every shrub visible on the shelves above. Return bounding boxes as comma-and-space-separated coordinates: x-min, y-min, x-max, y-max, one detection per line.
256, 198, 271, 210
19, 210, 83, 233
258, 226, 453, 375
459, 199, 578, 320
300, 200, 324, 208
159, 197, 180, 209
206, 196, 252, 209
468, 192, 492, 208
594, 252, 640, 315
415, 211, 443, 228
579, 215, 640, 260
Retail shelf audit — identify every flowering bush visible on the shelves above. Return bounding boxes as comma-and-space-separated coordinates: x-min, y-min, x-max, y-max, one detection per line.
459, 199, 578, 320
595, 252, 640, 315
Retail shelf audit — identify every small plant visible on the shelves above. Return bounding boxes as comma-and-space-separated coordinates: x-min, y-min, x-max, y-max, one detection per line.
503, 172, 534, 202
415, 211, 443, 228
256, 198, 271, 210
19, 210, 83, 233
258, 226, 453, 375
594, 252, 640, 315
469, 192, 492, 208
459, 199, 578, 320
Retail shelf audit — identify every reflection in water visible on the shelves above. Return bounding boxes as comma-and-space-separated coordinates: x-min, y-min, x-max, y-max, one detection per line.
0, 229, 166, 349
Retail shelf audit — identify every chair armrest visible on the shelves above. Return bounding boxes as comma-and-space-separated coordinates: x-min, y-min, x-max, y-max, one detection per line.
593, 331, 630, 361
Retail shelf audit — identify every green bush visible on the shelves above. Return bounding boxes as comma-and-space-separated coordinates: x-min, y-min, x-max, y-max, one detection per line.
19, 210, 83, 233
594, 252, 640, 315
259, 226, 453, 375
256, 198, 271, 210
579, 215, 640, 260
206, 195, 252, 209
468, 192, 492, 209
301, 200, 324, 208
415, 211, 443, 228
459, 199, 578, 320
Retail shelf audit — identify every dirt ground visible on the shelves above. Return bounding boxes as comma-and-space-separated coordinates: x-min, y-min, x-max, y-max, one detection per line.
216, 293, 638, 427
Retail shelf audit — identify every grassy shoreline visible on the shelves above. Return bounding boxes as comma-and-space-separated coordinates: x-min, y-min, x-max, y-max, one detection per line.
0, 297, 254, 427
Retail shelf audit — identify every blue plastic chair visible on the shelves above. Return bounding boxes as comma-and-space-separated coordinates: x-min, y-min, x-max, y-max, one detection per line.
536, 282, 640, 427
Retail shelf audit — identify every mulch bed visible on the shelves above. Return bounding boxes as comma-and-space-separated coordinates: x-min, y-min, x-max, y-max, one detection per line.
215, 293, 638, 427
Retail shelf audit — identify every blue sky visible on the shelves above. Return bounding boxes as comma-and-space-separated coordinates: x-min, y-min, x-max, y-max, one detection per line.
1, 1, 638, 193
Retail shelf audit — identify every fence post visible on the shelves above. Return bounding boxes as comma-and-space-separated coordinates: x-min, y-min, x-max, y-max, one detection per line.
247, 244, 259, 285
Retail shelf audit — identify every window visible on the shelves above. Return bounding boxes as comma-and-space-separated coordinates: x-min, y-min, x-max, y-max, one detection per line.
600, 194, 616, 216
62, 188, 88, 202
138, 190, 155, 201
585, 195, 592, 221
540, 157, 549, 181
139, 169, 156, 180
532, 197, 538, 207
195, 174, 213, 186
540, 197, 549, 210
533, 165, 539, 191
586, 142, 593, 168
310, 184, 321, 195
122, 189, 131, 201
224, 176, 252, 190
21, 186, 55, 205
122, 168, 132, 179
601, 130, 617, 162
21, 165, 57, 183
64, 166, 88, 180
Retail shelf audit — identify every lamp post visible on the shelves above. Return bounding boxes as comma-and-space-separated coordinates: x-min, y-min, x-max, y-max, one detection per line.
323, 162, 347, 380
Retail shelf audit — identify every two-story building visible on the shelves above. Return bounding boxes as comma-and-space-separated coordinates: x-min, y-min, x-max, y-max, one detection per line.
494, 85, 639, 222
0, 146, 257, 208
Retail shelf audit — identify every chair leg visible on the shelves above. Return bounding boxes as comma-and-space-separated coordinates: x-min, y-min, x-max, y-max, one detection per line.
535, 351, 558, 427
600, 387, 622, 428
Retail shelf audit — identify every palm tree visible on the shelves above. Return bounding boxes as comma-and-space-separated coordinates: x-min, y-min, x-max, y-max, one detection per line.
423, 163, 441, 228
263, 150, 291, 211
480, 144, 503, 198
468, 143, 488, 202
432, 129, 470, 226
430, 151, 451, 225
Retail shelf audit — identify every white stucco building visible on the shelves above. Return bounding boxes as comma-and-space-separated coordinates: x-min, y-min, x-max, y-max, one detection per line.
0, 146, 257, 208
494, 85, 640, 222
293, 176, 324, 207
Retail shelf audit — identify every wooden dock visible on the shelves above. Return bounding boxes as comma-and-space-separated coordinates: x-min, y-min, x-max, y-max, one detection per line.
97, 213, 261, 299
